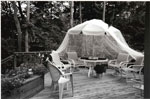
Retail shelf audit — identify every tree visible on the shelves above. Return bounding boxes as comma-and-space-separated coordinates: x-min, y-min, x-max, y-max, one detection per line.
70, 1, 74, 27
1, 1, 145, 59
29, 1, 69, 50
74, 1, 103, 23
1, 1, 70, 58
103, 1, 106, 21
1, 1, 17, 59
25, 1, 30, 52
12, 1, 22, 52
110, 2, 145, 50
79, 2, 82, 23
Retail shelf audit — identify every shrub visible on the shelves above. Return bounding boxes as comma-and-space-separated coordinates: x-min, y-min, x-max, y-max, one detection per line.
1, 63, 47, 96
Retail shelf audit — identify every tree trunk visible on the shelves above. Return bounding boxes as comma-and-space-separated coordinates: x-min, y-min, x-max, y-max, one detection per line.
12, 1, 22, 52
70, 1, 74, 27
103, 1, 106, 22
144, 2, 150, 98
79, 1, 82, 23
25, 1, 30, 52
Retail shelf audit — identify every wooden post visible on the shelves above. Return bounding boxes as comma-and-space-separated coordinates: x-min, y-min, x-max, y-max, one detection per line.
144, 2, 150, 98
14, 54, 17, 68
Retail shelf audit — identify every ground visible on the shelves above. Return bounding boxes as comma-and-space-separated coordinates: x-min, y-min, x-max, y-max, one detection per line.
30, 68, 143, 99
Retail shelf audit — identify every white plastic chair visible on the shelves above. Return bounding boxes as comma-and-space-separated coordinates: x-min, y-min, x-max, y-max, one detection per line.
121, 56, 144, 82
47, 60, 74, 99
108, 53, 130, 74
133, 81, 144, 96
51, 50, 72, 71
67, 52, 85, 68
130, 75, 144, 96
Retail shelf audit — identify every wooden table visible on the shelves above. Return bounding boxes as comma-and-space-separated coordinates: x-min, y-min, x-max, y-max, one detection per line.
79, 58, 108, 77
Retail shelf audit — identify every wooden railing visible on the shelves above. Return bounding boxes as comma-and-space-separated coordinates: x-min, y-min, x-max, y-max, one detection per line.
1, 51, 51, 74
1, 55, 14, 64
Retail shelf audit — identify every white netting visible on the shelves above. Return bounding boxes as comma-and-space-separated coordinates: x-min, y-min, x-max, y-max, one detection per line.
56, 19, 143, 60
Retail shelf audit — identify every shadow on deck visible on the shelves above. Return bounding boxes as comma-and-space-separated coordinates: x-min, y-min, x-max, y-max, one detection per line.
30, 69, 143, 99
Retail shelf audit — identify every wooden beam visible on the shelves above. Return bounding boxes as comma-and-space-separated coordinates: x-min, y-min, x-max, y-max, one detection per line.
144, 2, 150, 98
14, 51, 52, 55
1, 55, 14, 64
14, 55, 17, 68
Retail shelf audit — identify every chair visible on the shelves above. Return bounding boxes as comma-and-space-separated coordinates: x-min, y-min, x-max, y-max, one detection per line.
132, 79, 144, 96
108, 53, 130, 75
67, 52, 85, 68
120, 56, 144, 82
47, 60, 74, 99
129, 73, 144, 96
51, 50, 72, 71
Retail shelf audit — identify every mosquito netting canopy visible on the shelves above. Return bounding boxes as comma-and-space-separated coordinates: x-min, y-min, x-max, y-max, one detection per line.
56, 19, 143, 59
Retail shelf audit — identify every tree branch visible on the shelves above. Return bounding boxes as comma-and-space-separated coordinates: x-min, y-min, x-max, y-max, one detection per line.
17, 1, 25, 20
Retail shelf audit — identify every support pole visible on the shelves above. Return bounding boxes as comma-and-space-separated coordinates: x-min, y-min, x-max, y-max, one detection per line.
144, 2, 150, 98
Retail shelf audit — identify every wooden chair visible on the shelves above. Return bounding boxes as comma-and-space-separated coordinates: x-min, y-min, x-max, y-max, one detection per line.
108, 53, 130, 75
120, 56, 144, 82
51, 50, 72, 71
47, 60, 74, 99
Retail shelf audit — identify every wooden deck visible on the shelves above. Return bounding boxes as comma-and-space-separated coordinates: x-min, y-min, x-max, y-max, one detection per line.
30, 68, 143, 99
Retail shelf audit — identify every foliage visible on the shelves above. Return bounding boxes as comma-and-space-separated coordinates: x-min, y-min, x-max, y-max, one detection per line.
1, 1, 145, 59
74, 1, 104, 23
1, 69, 29, 96
22, 63, 48, 75
1, 77, 23, 96
1, 1, 69, 59
74, 1, 145, 51
1, 1, 18, 58
1, 38, 17, 59
26, 1, 69, 51
111, 2, 145, 50
1, 63, 47, 96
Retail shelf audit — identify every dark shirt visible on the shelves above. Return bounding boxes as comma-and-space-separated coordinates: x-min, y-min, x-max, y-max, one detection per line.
42, 54, 53, 68
94, 64, 107, 74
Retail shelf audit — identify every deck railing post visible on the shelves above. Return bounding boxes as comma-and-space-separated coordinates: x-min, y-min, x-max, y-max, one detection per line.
14, 54, 17, 68
144, 2, 150, 98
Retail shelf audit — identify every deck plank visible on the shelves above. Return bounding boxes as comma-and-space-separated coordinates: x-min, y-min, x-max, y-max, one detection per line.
30, 69, 143, 99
